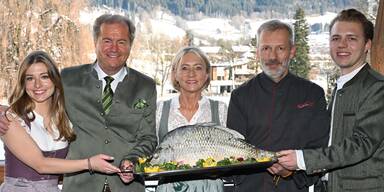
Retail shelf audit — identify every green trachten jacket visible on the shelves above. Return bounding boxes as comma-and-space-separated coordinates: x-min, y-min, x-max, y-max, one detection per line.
304, 64, 384, 192
61, 63, 157, 192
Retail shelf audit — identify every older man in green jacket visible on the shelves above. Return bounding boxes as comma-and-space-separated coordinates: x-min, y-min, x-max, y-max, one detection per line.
61, 14, 157, 192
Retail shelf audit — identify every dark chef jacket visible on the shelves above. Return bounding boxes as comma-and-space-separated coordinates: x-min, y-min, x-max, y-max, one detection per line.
227, 72, 330, 192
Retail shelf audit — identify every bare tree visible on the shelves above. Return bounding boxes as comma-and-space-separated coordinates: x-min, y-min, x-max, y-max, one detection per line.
129, 14, 184, 96
0, 0, 87, 102
148, 34, 183, 96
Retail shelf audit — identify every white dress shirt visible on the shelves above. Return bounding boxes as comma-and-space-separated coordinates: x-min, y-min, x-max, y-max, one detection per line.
7, 111, 68, 152
94, 63, 127, 92
155, 95, 228, 136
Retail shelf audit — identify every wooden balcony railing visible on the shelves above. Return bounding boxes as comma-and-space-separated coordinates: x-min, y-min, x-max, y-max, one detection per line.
0, 163, 4, 184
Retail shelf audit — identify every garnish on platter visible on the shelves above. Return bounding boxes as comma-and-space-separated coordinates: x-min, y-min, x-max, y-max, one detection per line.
135, 156, 273, 173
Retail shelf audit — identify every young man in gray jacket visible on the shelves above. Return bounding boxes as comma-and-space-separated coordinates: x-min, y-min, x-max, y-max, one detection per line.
278, 9, 384, 192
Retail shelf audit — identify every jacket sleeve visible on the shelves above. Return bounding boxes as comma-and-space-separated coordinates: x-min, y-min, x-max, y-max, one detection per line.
303, 81, 384, 175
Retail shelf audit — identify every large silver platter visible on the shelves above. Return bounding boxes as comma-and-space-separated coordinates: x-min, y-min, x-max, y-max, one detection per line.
136, 159, 276, 181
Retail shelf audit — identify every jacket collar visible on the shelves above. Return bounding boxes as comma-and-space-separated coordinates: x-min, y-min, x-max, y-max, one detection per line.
82, 62, 130, 82
342, 63, 370, 89
259, 72, 293, 87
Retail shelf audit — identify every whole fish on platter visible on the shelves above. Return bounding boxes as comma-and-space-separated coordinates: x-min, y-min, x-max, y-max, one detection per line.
150, 123, 277, 166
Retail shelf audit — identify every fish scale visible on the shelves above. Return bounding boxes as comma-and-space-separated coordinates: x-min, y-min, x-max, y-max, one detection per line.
150, 123, 276, 165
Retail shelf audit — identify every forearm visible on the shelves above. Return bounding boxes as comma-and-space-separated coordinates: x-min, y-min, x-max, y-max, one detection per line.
123, 134, 157, 162
3, 134, 89, 174
2, 117, 91, 174
32, 158, 88, 174
303, 133, 380, 174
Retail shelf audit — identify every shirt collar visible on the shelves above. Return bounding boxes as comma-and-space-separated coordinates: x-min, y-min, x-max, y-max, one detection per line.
171, 95, 208, 108
94, 63, 127, 83
336, 63, 366, 90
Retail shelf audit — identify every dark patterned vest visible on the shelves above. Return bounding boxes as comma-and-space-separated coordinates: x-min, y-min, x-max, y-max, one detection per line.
4, 146, 68, 181
4, 116, 69, 181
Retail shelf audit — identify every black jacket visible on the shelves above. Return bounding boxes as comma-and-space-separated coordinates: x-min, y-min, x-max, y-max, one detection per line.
227, 72, 330, 192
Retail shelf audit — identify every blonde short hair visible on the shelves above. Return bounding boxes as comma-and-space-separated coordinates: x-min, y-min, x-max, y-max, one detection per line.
171, 46, 211, 91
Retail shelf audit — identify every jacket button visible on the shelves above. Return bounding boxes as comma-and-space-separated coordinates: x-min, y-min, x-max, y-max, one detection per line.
104, 139, 110, 144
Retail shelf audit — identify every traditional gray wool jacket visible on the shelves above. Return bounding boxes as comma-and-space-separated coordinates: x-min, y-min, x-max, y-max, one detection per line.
304, 64, 384, 192
61, 63, 157, 192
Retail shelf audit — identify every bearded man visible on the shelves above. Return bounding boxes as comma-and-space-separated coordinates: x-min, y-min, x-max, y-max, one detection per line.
227, 20, 329, 192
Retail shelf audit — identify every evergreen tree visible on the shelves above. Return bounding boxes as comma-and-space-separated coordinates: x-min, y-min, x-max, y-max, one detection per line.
249, 36, 259, 73
290, 7, 310, 79
183, 30, 194, 46
91, 0, 364, 18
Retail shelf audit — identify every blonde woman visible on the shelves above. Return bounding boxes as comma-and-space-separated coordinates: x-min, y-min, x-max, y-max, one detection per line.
156, 47, 227, 192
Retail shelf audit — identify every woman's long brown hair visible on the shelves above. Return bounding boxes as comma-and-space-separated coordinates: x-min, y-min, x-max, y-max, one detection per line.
7, 50, 75, 142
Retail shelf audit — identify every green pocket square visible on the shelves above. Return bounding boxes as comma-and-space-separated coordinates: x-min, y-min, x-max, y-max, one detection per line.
133, 99, 149, 109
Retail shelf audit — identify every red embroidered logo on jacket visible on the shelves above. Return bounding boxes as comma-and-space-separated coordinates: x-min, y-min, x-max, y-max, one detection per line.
296, 101, 314, 109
